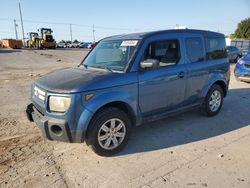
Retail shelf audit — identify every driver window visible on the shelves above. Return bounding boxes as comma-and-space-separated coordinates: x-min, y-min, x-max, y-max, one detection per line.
143, 39, 180, 67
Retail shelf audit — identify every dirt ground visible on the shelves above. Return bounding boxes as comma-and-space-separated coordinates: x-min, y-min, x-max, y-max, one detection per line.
0, 48, 249, 188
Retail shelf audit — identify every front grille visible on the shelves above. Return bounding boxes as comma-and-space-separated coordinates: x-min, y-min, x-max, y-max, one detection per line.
244, 64, 250, 69
34, 86, 46, 102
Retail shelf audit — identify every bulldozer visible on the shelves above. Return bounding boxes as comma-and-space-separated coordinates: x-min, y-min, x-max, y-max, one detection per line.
27, 32, 39, 48
38, 28, 56, 49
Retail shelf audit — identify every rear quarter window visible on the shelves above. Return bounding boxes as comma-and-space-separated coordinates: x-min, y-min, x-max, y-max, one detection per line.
207, 38, 227, 60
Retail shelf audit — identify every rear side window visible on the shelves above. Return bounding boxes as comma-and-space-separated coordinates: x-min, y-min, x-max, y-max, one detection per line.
185, 37, 204, 63
226, 46, 232, 51
207, 38, 227, 60
227, 46, 237, 52
232, 46, 238, 51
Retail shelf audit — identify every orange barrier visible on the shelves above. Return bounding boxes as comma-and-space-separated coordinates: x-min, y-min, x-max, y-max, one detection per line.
2, 39, 23, 49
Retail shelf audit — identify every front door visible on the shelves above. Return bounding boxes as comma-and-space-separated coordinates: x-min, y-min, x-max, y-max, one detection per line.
138, 35, 187, 117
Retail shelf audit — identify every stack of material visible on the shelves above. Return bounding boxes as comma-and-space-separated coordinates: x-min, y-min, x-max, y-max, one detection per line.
2, 39, 23, 49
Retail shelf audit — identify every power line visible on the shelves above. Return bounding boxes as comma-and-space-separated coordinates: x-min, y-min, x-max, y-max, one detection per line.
0, 18, 13, 21
0, 17, 237, 40
0, 17, 140, 31
23, 19, 72, 26
0, 31, 22, 34
0, 17, 239, 31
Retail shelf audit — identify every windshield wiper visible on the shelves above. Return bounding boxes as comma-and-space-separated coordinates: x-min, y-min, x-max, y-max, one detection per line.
83, 64, 88, 69
88, 65, 114, 73
103, 66, 114, 73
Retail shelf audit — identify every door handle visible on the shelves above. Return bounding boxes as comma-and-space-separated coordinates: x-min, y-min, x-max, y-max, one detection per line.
178, 71, 185, 78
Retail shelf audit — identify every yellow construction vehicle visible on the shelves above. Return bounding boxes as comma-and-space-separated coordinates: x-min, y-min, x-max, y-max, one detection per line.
27, 32, 39, 48
38, 28, 56, 49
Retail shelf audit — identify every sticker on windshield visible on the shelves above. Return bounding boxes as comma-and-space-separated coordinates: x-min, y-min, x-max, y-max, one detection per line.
121, 40, 138, 46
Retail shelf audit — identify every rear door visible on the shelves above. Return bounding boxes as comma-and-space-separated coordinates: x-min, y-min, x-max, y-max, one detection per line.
183, 34, 209, 105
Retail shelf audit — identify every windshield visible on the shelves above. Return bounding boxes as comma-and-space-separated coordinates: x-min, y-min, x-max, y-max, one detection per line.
82, 40, 138, 72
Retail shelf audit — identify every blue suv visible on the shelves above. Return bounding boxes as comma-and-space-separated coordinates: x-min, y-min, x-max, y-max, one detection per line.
26, 29, 230, 156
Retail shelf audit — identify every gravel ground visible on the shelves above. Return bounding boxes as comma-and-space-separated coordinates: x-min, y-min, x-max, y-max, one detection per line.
0, 48, 249, 188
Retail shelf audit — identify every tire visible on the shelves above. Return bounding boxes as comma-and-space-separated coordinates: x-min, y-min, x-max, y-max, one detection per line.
234, 55, 240, 63
86, 107, 131, 156
204, 84, 224, 117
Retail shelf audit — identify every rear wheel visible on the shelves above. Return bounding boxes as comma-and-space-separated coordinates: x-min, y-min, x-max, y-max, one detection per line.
204, 84, 224, 116
86, 107, 131, 156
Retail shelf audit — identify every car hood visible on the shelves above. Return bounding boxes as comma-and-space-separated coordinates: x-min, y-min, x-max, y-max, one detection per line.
35, 66, 137, 93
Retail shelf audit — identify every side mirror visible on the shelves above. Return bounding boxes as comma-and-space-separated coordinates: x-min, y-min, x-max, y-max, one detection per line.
140, 59, 159, 69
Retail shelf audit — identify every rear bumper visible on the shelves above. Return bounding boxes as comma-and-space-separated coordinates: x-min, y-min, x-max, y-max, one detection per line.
26, 103, 85, 143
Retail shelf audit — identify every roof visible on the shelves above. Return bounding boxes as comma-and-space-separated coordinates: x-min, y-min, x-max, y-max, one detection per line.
102, 29, 225, 41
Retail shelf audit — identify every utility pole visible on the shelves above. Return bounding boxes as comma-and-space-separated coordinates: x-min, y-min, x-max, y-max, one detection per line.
70, 24, 72, 43
92, 24, 95, 42
14, 19, 18, 39
18, 2, 25, 45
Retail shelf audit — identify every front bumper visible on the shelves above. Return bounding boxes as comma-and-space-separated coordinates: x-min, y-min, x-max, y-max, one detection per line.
26, 103, 87, 143
236, 76, 250, 82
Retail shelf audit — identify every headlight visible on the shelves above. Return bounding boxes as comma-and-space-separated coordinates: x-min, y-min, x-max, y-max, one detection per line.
49, 96, 71, 112
237, 57, 244, 64
238, 60, 244, 65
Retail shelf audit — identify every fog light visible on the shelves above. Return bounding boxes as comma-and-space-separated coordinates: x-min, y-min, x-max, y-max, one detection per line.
51, 125, 63, 136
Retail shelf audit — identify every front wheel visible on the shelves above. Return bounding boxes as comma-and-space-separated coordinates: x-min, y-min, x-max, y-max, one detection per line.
204, 84, 224, 116
86, 107, 131, 156
234, 55, 240, 63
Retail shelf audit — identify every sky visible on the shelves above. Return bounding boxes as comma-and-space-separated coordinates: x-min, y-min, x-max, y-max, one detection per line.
0, 0, 249, 42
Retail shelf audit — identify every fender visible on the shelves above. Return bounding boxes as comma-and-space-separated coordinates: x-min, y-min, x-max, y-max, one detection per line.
84, 84, 138, 113
75, 83, 141, 141
74, 108, 94, 142
200, 72, 228, 99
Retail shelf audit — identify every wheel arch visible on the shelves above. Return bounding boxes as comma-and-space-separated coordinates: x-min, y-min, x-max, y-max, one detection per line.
201, 76, 229, 99
84, 100, 138, 140
212, 80, 228, 97
89, 101, 137, 128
